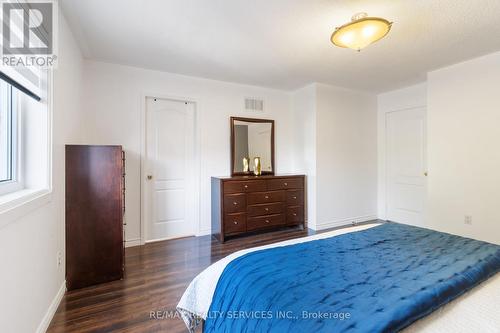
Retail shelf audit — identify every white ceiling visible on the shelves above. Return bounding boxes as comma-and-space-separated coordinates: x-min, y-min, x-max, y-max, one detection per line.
61, 0, 500, 93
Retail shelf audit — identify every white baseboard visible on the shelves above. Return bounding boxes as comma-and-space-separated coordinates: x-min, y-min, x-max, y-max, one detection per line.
36, 280, 66, 333
125, 238, 141, 248
315, 214, 378, 231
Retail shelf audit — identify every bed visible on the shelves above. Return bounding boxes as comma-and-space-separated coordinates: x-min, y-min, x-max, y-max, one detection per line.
178, 223, 500, 332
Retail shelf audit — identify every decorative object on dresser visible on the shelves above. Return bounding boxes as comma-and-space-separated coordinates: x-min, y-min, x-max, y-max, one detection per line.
211, 175, 306, 242
231, 116, 274, 176
242, 157, 250, 172
253, 156, 262, 176
65, 145, 125, 290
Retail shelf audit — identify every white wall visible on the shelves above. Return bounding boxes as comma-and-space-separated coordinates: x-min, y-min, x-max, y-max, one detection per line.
81, 61, 296, 243
427, 52, 500, 244
377, 83, 427, 219
315, 84, 378, 228
291, 84, 317, 228
291, 83, 378, 230
0, 11, 85, 333
377, 52, 500, 245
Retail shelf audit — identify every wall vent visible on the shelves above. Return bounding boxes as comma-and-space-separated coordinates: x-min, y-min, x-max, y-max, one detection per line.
244, 97, 264, 112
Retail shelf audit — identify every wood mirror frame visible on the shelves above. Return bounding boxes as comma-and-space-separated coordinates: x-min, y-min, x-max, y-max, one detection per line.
230, 116, 275, 176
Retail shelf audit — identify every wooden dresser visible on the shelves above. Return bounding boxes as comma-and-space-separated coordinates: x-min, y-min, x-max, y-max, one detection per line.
211, 175, 305, 242
65, 145, 125, 290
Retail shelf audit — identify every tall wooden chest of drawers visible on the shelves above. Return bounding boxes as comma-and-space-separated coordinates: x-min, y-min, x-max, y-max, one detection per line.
65, 145, 125, 290
211, 175, 306, 242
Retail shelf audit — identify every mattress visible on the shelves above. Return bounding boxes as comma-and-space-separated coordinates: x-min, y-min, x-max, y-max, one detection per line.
178, 223, 500, 332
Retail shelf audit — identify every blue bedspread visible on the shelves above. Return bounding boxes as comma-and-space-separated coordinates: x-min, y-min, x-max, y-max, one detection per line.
204, 223, 500, 333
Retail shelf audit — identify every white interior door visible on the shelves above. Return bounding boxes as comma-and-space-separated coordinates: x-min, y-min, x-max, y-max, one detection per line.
145, 97, 195, 242
386, 107, 427, 226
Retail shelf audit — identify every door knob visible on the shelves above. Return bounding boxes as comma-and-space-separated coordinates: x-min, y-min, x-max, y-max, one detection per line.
424, 172, 428, 177
147, 175, 153, 180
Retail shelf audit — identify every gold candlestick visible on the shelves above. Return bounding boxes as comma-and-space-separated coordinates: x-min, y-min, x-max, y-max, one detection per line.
242, 157, 249, 172
253, 157, 261, 176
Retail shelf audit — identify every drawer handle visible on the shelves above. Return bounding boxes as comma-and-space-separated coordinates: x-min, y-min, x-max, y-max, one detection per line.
233, 202, 238, 205
293, 213, 297, 216
293, 196, 297, 200
244, 185, 248, 189
233, 221, 238, 225
265, 220, 270, 223
284, 182, 288, 186
265, 195, 269, 199
265, 208, 269, 211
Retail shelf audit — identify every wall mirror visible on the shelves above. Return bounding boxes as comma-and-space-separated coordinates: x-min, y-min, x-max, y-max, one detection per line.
231, 117, 275, 176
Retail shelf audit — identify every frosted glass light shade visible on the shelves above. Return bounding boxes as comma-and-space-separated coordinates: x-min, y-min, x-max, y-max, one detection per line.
331, 14, 392, 51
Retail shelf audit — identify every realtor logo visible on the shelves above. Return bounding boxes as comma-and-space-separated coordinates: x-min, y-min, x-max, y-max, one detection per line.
1, 0, 58, 67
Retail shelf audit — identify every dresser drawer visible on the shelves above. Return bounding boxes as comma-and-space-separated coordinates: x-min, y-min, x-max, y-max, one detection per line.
247, 214, 285, 231
223, 180, 267, 194
223, 193, 246, 213
224, 213, 246, 234
247, 190, 285, 205
286, 190, 304, 206
267, 177, 303, 190
247, 202, 284, 217
287, 206, 304, 224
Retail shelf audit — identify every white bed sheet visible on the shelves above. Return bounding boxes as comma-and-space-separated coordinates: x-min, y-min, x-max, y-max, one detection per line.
177, 223, 500, 332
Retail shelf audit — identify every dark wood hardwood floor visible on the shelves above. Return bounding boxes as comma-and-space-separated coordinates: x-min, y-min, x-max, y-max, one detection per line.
47, 221, 381, 333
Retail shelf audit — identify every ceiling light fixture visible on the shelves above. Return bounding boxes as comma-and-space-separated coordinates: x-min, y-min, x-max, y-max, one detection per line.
331, 12, 392, 51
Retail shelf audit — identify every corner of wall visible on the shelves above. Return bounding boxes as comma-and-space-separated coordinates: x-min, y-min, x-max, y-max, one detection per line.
291, 84, 317, 229
292, 82, 378, 230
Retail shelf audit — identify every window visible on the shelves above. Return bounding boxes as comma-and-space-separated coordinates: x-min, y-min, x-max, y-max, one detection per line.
0, 80, 20, 195
0, 69, 51, 226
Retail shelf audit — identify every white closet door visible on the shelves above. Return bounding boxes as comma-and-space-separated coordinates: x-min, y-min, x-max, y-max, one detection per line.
386, 107, 427, 226
145, 98, 195, 241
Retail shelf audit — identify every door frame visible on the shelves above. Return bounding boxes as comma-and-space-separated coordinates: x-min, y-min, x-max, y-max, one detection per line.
381, 106, 427, 223
140, 92, 201, 245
